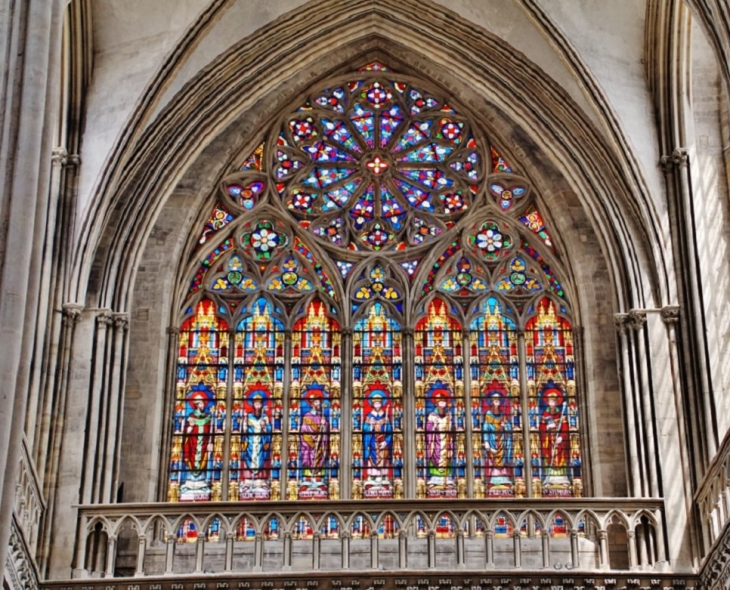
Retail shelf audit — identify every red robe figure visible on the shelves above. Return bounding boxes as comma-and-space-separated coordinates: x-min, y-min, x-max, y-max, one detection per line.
539, 388, 570, 492
181, 391, 214, 499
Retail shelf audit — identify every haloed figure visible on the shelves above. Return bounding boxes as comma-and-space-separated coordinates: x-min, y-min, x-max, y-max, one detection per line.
482, 390, 514, 492
363, 391, 392, 483
425, 389, 454, 483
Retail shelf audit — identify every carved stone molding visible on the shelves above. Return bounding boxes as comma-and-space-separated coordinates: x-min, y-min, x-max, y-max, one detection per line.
660, 306, 680, 326
659, 147, 689, 173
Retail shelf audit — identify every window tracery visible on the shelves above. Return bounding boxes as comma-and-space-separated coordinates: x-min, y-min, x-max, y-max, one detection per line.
167, 61, 583, 505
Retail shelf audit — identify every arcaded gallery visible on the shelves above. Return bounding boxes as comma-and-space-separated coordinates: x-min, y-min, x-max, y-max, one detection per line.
1, 2, 730, 590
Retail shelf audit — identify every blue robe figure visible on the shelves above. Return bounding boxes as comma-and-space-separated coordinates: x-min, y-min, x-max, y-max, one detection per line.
241, 392, 272, 481
363, 392, 392, 482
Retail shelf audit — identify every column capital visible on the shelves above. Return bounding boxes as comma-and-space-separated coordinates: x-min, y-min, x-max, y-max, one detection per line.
627, 310, 647, 331
62, 303, 84, 324
613, 313, 629, 335
340, 327, 353, 337
112, 312, 129, 332
660, 306, 680, 326
402, 327, 414, 337
659, 147, 689, 173
51, 146, 80, 168
96, 310, 114, 327
167, 326, 180, 336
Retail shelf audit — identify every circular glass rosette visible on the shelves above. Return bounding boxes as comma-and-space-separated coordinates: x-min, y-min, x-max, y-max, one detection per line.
273, 74, 483, 253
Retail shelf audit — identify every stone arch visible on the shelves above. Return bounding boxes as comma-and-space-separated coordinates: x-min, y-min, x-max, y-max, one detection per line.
67, 0, 662, 507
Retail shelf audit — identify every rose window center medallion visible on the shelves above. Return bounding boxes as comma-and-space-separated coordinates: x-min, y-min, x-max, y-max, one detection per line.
365, 153, 390, 176
275, 64, 483, 252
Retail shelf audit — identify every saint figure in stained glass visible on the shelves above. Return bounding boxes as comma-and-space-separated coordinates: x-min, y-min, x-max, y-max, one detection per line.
363, 390, 392, 480
425, 386, 455, 481
300, 387, 330, 479
352, 301, 403, 499
482, 389, 514, 489
240, 389, 273, 485
538, 386, 570, 486
182, 388, 215, 492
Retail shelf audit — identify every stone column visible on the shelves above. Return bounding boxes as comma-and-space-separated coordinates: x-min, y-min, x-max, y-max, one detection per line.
628, 311, 659, 497
614, 314, 642, 496
82, 311, 113, 504
662, 147, 718, 460
104, 313, 129, 502
0, 0, 65, 577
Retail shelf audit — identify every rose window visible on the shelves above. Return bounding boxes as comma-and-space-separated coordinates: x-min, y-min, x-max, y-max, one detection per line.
273, 66, 483, 252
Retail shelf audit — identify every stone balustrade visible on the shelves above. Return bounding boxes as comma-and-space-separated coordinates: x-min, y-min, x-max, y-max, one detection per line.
14, 439, 45, 556
695, 431, 730, 553
73, 499, 665, 579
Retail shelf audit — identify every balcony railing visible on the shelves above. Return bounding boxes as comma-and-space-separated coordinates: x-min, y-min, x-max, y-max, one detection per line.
695, 430, 730, 554
15, 438, 45, 557
74, 499, 666, 579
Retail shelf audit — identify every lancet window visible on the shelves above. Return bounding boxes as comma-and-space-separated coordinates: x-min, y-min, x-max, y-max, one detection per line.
166, 62, 583, 504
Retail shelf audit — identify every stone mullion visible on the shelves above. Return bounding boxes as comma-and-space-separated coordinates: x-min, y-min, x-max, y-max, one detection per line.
461, 328, 475, 499
614, 314, 642, 497
280, 328, 293, 501
340, 328, 352, 500
402, 328, 416, 499
517, 328, 531, 498
221, 324, 236, 503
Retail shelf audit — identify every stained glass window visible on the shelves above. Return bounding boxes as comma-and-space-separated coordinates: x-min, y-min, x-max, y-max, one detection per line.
168, 299, 228, 502
470, 297, 521, 498
525, 297, 582, 498
288, 299, 342, 499
275, 73, 481, 253
352, 302, 404, 499
414, 298, 465, 498
230, 298, 285, 501
172, 62, 587, 506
